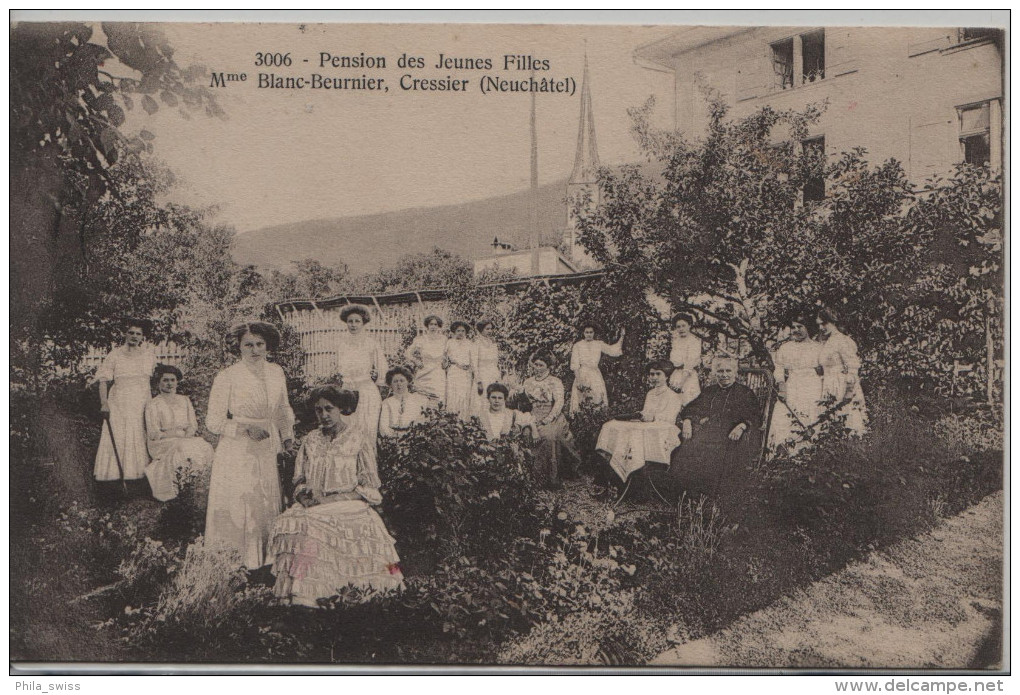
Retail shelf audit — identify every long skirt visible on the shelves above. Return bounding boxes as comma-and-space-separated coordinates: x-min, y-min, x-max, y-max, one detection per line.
668, 368, 701, 408
445, 365, 473, 417
821, 373, 868, 436
271, 499, 403, 607
94, 376, 151, 481
530, 403, 579, 487
145, 436, 215, 502
667, 424, 759, 514
768, 369, 823, 452
570, 365, 608, 415
347, 376, 383, 441
205, 418, 282, 568
414, 363, 446, 408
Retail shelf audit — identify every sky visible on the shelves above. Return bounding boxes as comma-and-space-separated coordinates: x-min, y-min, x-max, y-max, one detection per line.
115, 22, 678, 234
28, 10, 1000, 236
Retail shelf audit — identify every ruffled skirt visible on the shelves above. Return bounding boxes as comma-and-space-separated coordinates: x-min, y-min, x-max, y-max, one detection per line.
270, 499, 403, 607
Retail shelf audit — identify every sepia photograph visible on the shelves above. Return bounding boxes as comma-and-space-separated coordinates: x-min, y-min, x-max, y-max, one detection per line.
9, 10, 1007, 674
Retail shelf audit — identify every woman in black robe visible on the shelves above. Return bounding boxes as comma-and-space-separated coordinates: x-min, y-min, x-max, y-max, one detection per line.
666, 356, 761, 510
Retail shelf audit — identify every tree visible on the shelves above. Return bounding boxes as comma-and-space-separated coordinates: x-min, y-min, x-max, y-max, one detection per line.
11, 21, 219, 384
577, 99, 926, 373
360, 247, 474, 293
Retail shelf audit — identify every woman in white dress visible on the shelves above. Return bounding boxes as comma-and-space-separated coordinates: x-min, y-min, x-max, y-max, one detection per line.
94, 318, 156, 486
668, 313, 703, 408
334, 304, 387, 443
271, 386, 403, 607
768, 314, 823, 454
205, 322, 296, 569
405, 315, 447, 407
569, 324, 625, 415
379, 366, 430, 437
444, 321, 474, 417
470, 319, 501, 417
816, 307, 868, 436
596, 360, 683, 483
144, 365, 214, 502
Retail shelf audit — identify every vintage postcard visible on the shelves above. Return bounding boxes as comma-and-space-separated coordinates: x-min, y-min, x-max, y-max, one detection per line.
9, 11, 1006, 675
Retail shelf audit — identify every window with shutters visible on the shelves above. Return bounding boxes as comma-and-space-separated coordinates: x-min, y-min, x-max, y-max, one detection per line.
958, 102, 991, 166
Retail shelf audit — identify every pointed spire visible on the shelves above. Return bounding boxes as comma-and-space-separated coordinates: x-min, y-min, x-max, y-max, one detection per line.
569, 52, 600, 185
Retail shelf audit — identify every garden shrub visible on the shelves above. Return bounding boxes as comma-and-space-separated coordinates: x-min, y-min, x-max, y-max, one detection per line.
378, 410, 542, 571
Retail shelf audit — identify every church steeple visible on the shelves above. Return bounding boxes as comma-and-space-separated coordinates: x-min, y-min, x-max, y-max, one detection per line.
564, 52, 600, 268
569, 54, 600, 186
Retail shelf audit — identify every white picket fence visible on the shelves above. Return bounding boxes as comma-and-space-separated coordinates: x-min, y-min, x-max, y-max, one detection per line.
80, 341, 190, 371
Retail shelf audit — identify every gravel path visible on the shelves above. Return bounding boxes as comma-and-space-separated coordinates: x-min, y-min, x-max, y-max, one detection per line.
652, 491, 1004, 669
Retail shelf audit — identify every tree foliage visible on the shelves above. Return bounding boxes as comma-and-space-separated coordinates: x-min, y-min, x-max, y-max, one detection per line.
576, 98, 1003, 396
11, 21, 220, 383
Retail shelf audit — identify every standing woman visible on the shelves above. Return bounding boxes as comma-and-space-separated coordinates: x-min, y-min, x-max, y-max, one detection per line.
522, 351, 578, 487
768, 314, 823, 453
335, 304, 388, 442
816, 307, 868, 436
470, 319, 501, 416
569, 323, 625, 415
205, 322, 296, 569
444, 321, 474, 417
144, 365, 214, 502
668, 313, 704, 408
94, 318, 157, 488
405, 315, 447, 407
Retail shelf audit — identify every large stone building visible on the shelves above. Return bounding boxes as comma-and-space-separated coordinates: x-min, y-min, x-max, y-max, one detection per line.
633, 26, 1003, 186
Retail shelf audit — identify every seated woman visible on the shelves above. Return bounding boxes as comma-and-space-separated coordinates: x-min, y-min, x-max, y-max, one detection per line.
270, 386, 403, 607
144, 364, 214, 502
379, 366, 430, 437
476, 383, 533, 442
596, 360, 684, 483
522, 351, 578, 487
666, 355, 762, 512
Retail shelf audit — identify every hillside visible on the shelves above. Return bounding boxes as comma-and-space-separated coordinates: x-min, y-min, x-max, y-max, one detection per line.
231, 180, 571, 272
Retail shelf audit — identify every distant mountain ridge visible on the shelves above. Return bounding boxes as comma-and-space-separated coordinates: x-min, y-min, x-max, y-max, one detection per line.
231, 180, 572, 273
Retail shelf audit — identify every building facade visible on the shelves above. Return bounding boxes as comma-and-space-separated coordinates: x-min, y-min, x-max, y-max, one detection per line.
633, 26, 1003, 184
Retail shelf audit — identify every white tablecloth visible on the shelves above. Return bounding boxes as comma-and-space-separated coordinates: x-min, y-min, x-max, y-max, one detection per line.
596, 420, 681, 482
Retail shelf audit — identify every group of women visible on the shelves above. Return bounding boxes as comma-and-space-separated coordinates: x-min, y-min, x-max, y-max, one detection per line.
768, 306, 869, 453
93, 303, 868, 608
93, 319, 213, 501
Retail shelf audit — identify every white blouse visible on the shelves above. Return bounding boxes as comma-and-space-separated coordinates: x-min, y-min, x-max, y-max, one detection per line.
379, 392, 430, 436
206, 361, 295, 442
570, 339, 622, 371
641, 386, 684, 424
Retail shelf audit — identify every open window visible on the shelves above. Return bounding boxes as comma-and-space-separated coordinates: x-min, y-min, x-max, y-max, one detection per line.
801, 30, 825, 84
770, 30, 827, 91
770, 37, 794, 90
959, 102, 992, 166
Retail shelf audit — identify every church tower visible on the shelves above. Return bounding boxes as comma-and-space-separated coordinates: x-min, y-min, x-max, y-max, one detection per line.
563, 54, 601, 268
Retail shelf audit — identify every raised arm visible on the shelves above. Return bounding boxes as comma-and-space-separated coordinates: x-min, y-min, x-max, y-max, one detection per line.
602, 332, 625, 358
